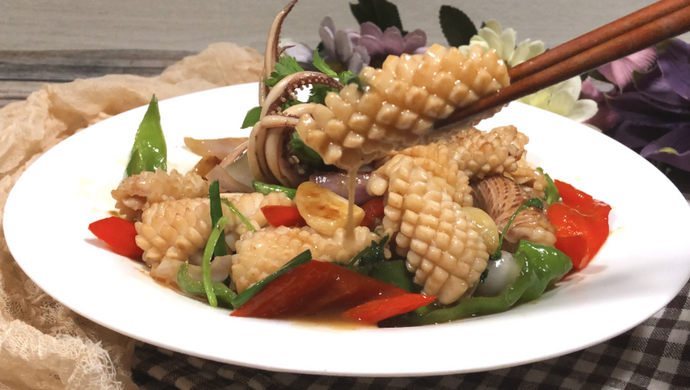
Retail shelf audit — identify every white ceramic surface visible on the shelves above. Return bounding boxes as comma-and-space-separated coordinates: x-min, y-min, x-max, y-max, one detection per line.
5, 83, 690, 376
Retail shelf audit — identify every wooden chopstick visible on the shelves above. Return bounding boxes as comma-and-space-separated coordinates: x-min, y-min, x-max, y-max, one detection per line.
509, 0, 690, 82
434, 3, 690, 131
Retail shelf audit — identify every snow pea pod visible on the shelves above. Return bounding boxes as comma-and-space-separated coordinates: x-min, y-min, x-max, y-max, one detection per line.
126, 95, 167, 177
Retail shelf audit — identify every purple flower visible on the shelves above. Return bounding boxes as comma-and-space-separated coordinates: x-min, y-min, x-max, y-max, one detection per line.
284, 17, 370, 73
582, 39, 690, 172
358, 23, 427, 67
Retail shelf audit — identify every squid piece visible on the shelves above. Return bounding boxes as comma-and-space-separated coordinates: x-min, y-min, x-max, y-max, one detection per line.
472, 176, 556, 247
111, 169, 209, 221
231, 225, 384, 293
367, 154, 489, 305
295, 44, 510, 170
134, 192, 293, 268
506, 158, 548, 199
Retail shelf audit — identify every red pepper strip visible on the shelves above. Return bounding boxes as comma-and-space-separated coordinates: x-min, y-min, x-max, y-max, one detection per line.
343, 294, 437, 324
546, 181, 611, 270
261, 205, 306, 227
88, 216, 144, 259
231, 261, 434, 322
360, 198, 385, 228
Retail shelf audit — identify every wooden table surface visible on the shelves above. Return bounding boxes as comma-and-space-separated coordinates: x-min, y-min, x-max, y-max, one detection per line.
0, 49, 194, 108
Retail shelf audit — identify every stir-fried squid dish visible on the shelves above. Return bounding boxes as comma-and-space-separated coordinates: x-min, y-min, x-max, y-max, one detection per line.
90, 1, 612, 326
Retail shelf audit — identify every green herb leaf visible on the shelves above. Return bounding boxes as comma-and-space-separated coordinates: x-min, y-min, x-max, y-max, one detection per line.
312, 49, 338, 77
264, 56, 304, 87
350, 0, 406, 35
241, 106, 262, 129
208, 180, 227, 257
231, 250, 312, 308
338, 71, 364, 91
201, 216, 230, 307
307, 84, 337, 105
126, 95, 167, 177
439, 5, 478, 47
358, 259, 420, 293
221, 198, 256, 232
177, 263, 237, 307
348, 235, 389, 267
252, 181, 297, 199
537, 167, 561, 205
290, 131, 326, 167
491, 198, 544, 260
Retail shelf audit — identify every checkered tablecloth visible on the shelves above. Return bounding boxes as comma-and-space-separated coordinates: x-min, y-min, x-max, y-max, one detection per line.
131, 281, 690, 390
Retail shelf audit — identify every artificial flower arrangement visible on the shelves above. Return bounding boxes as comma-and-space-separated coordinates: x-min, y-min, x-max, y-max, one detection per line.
285, 0, 688, 190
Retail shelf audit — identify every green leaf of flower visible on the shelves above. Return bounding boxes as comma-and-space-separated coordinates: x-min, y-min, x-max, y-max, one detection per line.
439, 5, 478, 47
350, 0, 406, 35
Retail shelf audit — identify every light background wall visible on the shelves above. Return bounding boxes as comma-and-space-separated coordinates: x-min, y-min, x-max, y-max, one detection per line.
0, 1, 664, 53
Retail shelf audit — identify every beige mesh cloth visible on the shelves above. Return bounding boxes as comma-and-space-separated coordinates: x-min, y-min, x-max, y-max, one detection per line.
0, 43, 263, 390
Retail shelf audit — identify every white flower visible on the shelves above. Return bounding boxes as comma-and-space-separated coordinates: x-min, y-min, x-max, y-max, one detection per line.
459, 20, 545, 67
517, 77, 598, 123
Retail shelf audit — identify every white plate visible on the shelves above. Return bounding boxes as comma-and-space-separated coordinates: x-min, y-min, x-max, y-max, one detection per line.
5, 83, 690, 376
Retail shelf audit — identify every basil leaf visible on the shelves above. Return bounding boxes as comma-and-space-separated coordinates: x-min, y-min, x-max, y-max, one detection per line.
439, 5, 478, 47
241, 106, 262, 129
537, 167, 561, 205
231, 250, 312, 308
126, 95, 167, 177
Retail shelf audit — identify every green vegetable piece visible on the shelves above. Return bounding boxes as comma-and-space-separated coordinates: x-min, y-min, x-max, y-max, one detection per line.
439, 5, 478, 47
126, 95, 167, 177
221, 198, 256, 232
231, 250, 312, 308
290, 131, 326, 167
241, 106, 262, 129
491, 198, 544, 260
177, 263, 237, 307
347, 235, 389, 267
201, 216, 230, 307
312, 49, 337, 77
537, 167, 561, 205
252, 180, 297, 199
363, 260, 420, 293
208, 180, 227, 257
264, 56, 304, 87
337, 71, 363, 92
390, 240, 572, 326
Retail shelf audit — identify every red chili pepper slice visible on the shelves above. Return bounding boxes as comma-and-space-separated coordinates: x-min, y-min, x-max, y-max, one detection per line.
360, 198, 385, 228
261, 205, 306, 227
231, 261, 434, 323
343, 293, 437, 323
88, 216, 144, 259
546, 181, 611, 270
